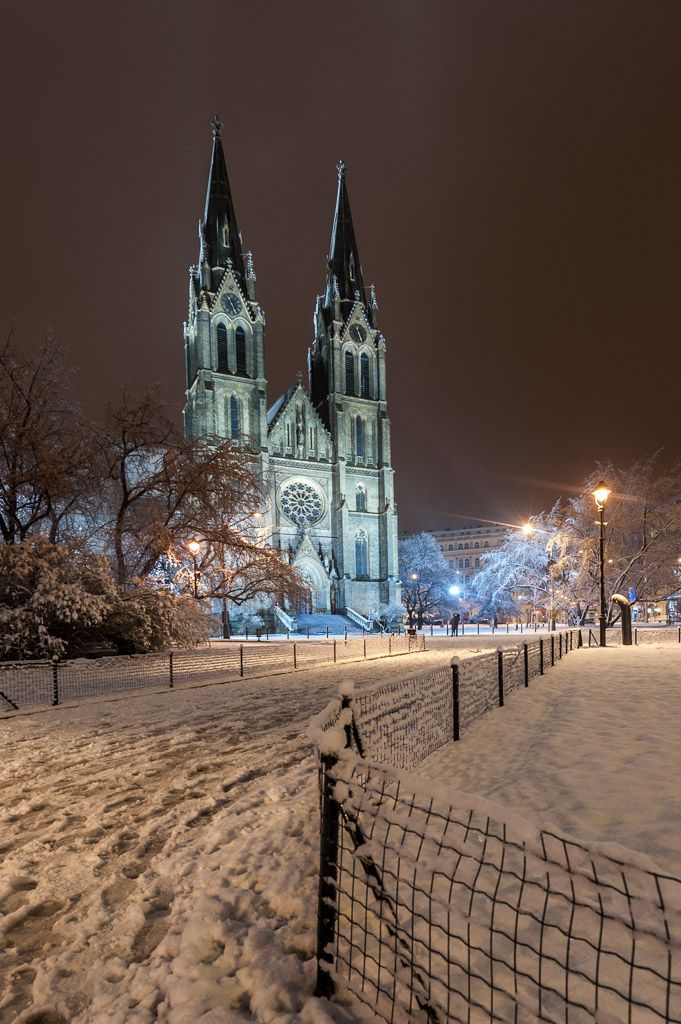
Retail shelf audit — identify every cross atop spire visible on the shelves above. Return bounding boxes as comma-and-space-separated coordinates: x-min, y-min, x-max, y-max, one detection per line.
211, 114, 223, 138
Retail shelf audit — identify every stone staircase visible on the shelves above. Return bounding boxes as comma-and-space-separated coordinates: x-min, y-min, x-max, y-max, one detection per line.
292, 613, 367, 636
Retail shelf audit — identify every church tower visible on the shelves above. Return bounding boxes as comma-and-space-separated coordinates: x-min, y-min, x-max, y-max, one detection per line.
308, 162, 400, 613
183, 117, 267, 451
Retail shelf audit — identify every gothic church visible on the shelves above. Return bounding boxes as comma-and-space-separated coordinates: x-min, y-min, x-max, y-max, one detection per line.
183, 119, 400, 620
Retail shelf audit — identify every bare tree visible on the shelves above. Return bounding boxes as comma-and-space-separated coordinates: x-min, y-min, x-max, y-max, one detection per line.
399, 533, 452, 627
0, 331, 92, 544
92, 387, 305, 622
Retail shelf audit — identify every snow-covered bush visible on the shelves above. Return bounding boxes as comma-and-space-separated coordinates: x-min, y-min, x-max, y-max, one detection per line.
372, 602, 405, 632
103, 580, 211, 653
0, 539, 211, 660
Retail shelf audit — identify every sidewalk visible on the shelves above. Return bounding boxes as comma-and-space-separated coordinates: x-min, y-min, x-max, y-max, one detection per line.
417, 644, 681, 874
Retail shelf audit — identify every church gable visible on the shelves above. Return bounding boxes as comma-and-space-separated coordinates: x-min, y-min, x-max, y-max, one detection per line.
341, 301, 374, 341
210, 269, 258, 322
267, 379, 332, 461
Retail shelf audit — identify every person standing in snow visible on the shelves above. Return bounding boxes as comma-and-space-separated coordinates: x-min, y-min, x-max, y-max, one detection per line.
450, 612, 460, 636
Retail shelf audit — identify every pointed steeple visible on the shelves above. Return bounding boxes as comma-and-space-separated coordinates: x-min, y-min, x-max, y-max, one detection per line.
324, 161, 369, 320
200, 115, 247, 292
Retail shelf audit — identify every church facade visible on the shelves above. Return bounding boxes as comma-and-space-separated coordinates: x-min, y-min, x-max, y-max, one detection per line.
183, 119, 400, 619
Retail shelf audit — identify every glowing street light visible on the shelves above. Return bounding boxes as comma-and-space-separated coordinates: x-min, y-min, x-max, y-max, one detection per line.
521, 522, 534, 536
592, 481, 611, 647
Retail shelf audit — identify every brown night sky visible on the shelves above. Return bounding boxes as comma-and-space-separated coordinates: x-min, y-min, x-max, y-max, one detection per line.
1, 1, 680, 532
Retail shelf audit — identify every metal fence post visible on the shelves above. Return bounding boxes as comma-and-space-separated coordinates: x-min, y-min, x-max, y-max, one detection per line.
388, 635, 392, 655
333, 639, 337, 663
363, 636, 367, 658
451, 661, 460, 741
559, 633, 563, 659
240, 645, 244, 677
540, 638, 544, 675
550, 635, 555, 666
314, 751, 339, 999
169, 650, 174, 688
52, 657, 59, 707
523, 643, 529, 686
634, 627, 638, 646
497, 650, 504, 707
293, 642, 297, 669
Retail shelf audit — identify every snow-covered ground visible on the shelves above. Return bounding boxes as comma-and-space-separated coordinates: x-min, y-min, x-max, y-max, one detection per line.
418, 643, 681, 875
0, 645, 442, 1024
2, 639, 679, 1023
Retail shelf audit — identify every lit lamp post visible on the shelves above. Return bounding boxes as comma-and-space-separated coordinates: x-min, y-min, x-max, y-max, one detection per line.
410, 571, 420, 628
592, 481, 611, 647
187, 539, 201, 598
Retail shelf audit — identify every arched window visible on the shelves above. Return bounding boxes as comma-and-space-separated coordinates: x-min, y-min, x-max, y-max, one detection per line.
458, 543, 463, 550
355, 416, 365, 459
464, 558, 470, 568
448, 544, 453, 551
360, 352, 370, 397
345, 350, 355, 395
229, 394, 239, 437
458, 558, 464, 568
484, 541, 490, 548
356, 485, 367, 511
464, 543, 469, 549
355, 531, 368, 577
448, 560, 454, 569
217, 323, 228, 374
235, 326, 247, 376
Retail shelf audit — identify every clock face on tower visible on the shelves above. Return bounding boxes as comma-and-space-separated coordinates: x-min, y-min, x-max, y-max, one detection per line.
349, 324, 366, 344
221, 292, 242, 315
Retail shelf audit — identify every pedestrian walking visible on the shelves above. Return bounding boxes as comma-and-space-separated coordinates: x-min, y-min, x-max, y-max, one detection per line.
450, 612, 460, 637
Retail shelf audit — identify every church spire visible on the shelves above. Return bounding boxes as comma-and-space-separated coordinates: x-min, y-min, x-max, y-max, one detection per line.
324, 161, 369, 320
200, 115, 247, 292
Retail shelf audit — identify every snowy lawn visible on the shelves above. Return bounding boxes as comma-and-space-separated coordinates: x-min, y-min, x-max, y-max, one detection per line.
0, 645, 445, 1024
3, 639, 676, 1023
418, 643, 681, 875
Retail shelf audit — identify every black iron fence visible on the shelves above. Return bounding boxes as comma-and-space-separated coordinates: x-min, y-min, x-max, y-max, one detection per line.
0, 633, 425, 712
311, 630, 681, 1022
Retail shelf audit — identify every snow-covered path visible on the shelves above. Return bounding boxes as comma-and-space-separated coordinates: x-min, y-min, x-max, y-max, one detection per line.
0, 645, 444, 1024
418, 644, 681, 875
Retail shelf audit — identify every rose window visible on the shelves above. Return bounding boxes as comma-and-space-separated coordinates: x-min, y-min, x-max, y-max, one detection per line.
280, 482, 323, 527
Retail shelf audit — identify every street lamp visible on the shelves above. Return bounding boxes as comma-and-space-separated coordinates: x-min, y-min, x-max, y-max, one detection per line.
592, 481, 611, 647
187, 539, 201, 598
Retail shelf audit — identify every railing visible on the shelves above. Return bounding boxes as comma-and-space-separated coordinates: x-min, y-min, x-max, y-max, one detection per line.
273, 605, 297, 632
0, 633, 426, 712
308, 629, 681, 1023
345, 606, 373, 631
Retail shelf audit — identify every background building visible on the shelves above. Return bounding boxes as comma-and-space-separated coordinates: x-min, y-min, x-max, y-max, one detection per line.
183, 119, 400, 620
401, 522, 509, 603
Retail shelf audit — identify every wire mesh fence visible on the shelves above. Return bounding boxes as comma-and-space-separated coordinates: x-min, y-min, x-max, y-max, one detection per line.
310, 629, 681, 1022
319, 753, 681, 1024
0, 633, 425, 712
